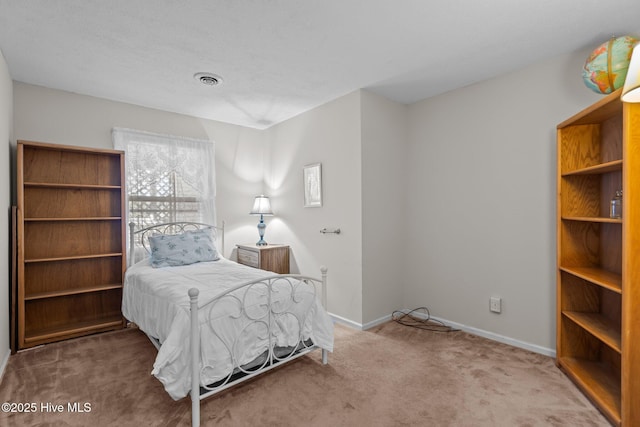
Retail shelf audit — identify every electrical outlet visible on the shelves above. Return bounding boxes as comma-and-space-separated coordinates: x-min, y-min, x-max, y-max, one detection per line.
490, 297, 501, 313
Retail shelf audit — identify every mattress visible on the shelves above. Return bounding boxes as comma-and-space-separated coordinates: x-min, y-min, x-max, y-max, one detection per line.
122, 257, 334, 400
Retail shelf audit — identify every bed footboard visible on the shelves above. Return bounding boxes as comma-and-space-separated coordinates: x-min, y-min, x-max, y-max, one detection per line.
188, 267, 328, 427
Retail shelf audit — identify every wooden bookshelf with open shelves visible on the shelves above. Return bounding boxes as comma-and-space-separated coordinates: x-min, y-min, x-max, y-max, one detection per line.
16, 140, 126, 349
556, 89, 639, 426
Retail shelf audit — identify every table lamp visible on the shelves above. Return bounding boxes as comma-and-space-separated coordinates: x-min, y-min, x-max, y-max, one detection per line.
250, 195, 273, 246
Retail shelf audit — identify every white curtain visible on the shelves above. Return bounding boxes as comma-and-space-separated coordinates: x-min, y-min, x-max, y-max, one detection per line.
112, 127, 216, 230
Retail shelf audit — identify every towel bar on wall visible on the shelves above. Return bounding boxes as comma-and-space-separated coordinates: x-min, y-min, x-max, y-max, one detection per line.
320, 228, 341, 234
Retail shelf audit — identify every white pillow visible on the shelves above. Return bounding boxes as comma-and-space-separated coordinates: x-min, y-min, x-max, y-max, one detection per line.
149, 228, 219, 268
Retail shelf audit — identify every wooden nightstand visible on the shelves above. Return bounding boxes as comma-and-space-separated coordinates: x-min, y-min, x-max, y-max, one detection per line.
236, 244, 290, 274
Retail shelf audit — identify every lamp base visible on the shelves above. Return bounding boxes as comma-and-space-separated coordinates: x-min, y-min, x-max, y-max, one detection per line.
256, 215, 267, 246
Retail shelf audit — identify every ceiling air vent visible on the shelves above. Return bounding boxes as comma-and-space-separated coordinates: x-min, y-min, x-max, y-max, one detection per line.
194, 72, 223, 87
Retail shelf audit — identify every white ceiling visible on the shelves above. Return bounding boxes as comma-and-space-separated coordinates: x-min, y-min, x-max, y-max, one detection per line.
1, 1, 639, 129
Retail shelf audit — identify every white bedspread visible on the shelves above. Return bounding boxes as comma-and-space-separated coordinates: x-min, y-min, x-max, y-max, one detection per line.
122, 258, 334, 400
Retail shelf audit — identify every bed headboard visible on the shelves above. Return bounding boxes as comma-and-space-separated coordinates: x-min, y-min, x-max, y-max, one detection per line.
128, 221, 225, 267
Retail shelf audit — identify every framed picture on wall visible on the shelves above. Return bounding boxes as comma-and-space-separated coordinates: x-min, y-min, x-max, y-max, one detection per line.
303, 163, 322, 207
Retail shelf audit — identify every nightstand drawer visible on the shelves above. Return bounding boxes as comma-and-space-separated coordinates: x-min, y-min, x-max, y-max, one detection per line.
236, 244, 290, 274
237, 249, 259, 268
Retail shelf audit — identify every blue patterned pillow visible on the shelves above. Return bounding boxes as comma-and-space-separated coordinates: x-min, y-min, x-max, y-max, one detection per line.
149, 228, 219, 268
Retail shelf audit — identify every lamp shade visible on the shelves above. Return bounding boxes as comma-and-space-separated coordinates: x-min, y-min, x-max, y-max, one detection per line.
249, 195, 273, 216
622, 43, 640, 102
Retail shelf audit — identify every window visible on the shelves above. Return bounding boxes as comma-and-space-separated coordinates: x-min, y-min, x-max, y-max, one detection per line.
112, 128, 216, 232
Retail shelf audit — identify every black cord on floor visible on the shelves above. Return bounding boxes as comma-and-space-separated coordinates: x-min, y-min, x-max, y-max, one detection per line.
392, 307, 459, 332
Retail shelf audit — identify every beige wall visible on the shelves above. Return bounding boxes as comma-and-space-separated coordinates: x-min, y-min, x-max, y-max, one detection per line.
13, 82, 266, 257
0, 50, 13, 369
265, 91, 364, 322
404, 48, 603, 351
360, 90, 407, 324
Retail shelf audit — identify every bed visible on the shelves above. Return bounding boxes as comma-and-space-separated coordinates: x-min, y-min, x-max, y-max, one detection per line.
122, 222, 334, 427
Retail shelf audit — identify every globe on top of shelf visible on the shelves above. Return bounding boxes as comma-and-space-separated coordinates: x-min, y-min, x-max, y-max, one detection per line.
583, 35, 638, 94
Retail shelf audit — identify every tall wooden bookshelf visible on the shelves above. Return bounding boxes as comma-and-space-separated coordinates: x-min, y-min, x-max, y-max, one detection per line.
556, 89, 640, 426
16, 140, 126, 349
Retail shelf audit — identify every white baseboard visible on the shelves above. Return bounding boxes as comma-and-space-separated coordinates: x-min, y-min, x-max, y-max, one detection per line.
329, 312, 364, 330
362, 314, 392, 330
428, 315, 556, 358
332, 311, 556, 358
0, 348, 10, 382
329, 313, 395, 330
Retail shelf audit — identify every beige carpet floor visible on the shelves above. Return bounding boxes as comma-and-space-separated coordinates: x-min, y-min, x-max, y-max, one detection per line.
0, 322, 609, 426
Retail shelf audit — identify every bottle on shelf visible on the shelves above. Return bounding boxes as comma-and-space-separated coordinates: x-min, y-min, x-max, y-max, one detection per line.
610, 190, 622, 219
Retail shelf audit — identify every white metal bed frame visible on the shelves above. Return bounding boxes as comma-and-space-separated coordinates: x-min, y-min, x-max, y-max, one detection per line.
128, 222, 329, 427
